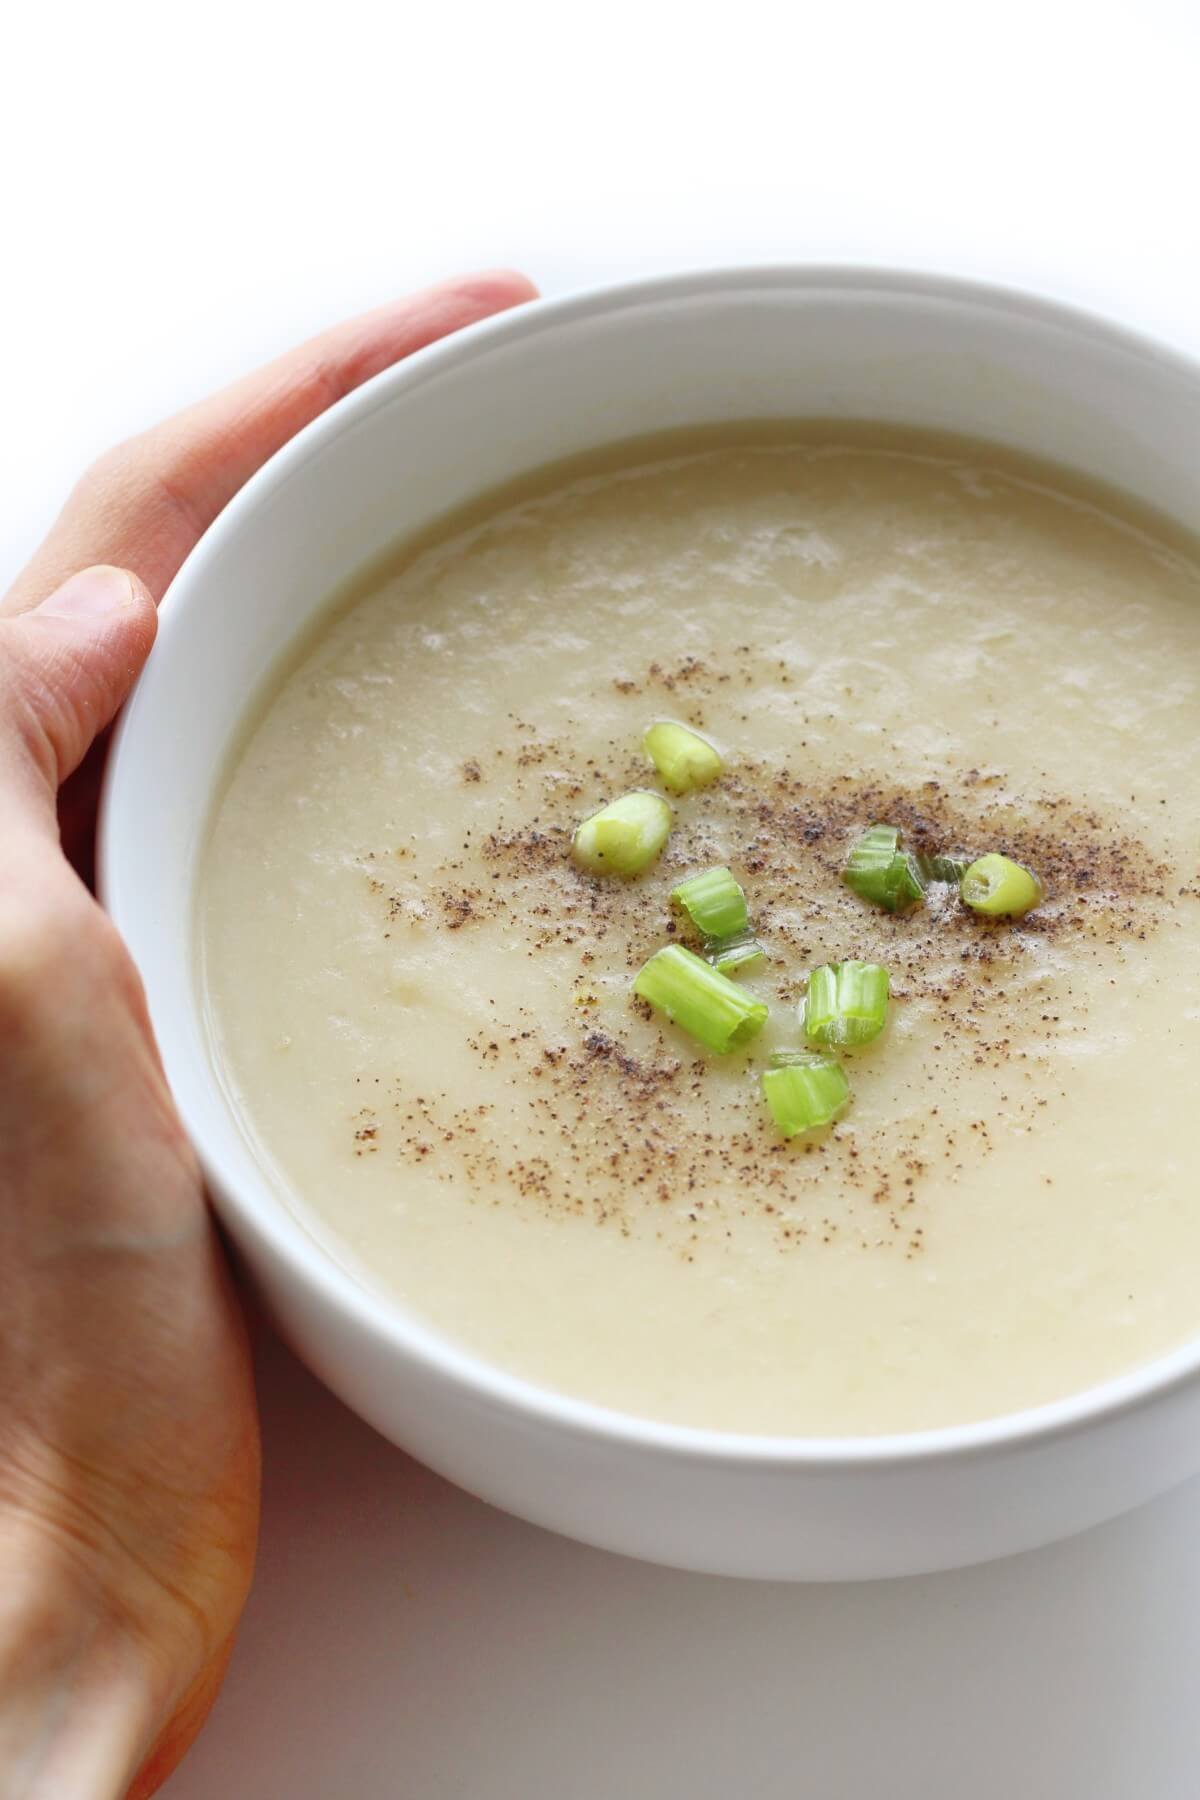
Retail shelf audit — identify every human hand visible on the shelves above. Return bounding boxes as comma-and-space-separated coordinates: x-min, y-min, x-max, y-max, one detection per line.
0, 272, 537, 1798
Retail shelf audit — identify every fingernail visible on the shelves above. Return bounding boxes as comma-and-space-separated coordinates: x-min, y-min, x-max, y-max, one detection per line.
38, 565, 133, 619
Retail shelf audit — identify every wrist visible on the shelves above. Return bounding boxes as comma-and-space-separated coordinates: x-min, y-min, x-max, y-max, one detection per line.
0, 1512, 155, 1800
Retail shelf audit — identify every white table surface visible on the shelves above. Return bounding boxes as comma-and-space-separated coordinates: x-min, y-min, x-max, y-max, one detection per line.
4, 4, 1200, 1792
167, 1327, 1200, 1799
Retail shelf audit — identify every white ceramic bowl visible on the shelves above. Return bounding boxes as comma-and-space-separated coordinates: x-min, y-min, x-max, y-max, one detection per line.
101, 267, 1200, 1581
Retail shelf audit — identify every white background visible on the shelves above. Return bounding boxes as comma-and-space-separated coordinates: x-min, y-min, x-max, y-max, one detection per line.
5, 3, 1200, 1793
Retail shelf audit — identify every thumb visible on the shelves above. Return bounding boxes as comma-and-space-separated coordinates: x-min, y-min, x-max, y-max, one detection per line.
0, 565, 157, 824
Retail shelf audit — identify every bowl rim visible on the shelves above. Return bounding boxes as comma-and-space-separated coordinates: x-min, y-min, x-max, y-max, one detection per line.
100, 259, 1200, 1472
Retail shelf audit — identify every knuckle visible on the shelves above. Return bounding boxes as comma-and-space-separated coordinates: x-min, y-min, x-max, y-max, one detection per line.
0, 906, 74, 1035
93, 911, 152, 1018
0, 892, 124, 1036
71, 429, 204, 543
68, 433, 170, 535
74, 905, 148, 1018
73, 436, 140, 504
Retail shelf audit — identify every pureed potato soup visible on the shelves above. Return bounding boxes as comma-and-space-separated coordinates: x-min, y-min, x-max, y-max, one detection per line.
201, 428, 1200, 1436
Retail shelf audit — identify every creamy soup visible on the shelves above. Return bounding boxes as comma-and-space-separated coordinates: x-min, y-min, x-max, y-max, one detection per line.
201, 429, 1200, 1436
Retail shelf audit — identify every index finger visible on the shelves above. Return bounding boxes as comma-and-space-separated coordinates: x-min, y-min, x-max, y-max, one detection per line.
3, 271, 538, 615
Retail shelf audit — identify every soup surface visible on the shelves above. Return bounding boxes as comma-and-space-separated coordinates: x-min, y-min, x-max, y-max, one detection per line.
201, 429, 1200, 1435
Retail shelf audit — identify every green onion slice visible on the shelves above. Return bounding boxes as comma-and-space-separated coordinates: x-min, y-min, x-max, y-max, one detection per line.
843, 825, 927, 913
960, 853, 1044, 918
671, 865, 749, 939
572, 790, 671, 877
704, 932, 767, 978
643, 720, 724, 793
762, 1052, 850, 1138
803, 960, 890, 1048
915, 852, 969, 885
633, 944, 768, 1054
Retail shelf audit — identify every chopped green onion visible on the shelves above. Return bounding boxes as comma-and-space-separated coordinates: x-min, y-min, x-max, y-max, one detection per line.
572, 791, 671, 877
633, 944, 768, 1054
762, 1052, 850, 1138
671, 865, 749, 939
916, 852, 969, 885
843, 825, 927, 913
804, 961, 890, 1048
960, 853, 1044, 918
704, 932, 767, 978
643, 719, 724, 793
